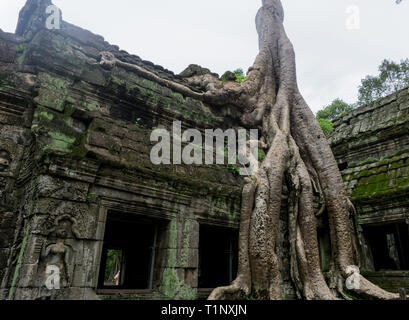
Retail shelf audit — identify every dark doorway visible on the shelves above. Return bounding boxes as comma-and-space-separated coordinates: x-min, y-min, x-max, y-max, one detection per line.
98, 211, 161, 290
318, 228, 332, 272
198, 225, 238, 288
338, 162, 348, 171
364, 223, 409, 271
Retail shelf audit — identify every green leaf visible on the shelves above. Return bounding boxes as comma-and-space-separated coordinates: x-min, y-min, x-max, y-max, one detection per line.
318, 118, 334, 136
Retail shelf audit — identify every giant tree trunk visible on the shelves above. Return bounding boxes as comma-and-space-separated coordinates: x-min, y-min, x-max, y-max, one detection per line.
203, 0, 398, 300
100, 0, 399, 300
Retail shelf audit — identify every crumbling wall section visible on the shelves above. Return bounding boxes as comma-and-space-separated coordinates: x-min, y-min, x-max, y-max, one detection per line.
0, 0, 245, 300
329, 87, 409, 292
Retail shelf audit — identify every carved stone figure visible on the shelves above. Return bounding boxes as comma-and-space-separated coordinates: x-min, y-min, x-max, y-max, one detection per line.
0, 150, 10, 172
39, 215, 79, 289
42, 223, 72, 287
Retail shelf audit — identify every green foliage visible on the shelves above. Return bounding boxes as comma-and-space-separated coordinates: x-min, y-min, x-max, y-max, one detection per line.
316, 58, 408, 137
233, 68, 246, 83
226, 164, 240, 177
318, 118, 334, 136
316, 98, 354, 121
86, 192, 96, 201
258, 149, 266, 162
104, 249, 123, 284
316, 98, 353, 136
221, 71, 236, 83
16, 44, 24, 54
221, 68, 247, 84
358, 59, 409, 105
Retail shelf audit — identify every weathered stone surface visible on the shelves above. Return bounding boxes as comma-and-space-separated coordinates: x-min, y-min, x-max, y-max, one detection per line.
0, 0, 243, 301
2, 0, 407, 301
329, 87, 409, 218
37, 175, 89, 202
329, 87, 409, 293
179, 64, 219, 79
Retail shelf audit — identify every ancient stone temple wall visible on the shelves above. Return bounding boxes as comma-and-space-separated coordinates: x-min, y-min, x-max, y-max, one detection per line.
329, 87, 409, 292
1, 0, 408, 301
0, 28, 37, 299
0, 0, 245, 300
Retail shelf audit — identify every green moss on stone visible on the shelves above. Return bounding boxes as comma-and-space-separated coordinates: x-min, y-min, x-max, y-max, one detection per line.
34, 110, 54, 121
43, 131, 77, 153
160, 268, 197, 300
181, 220, 190, 267
34, 74, 70, 112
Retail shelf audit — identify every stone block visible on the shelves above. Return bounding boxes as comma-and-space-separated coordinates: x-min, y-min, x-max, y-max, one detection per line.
37, 175, 89, 202
184, 268, 198, 288
181, 248, 198, 269
17, 264, 38, 287
22, 235, 43, 265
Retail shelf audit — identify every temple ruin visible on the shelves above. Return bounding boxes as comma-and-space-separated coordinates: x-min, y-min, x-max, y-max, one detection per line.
0, 0, 408, 300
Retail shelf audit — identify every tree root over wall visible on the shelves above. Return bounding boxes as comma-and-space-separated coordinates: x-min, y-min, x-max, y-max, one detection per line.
100, 0, 399, 300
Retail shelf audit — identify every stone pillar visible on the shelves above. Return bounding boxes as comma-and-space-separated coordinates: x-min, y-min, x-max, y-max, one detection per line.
180, 219, 199, 289
159, 217, 198, 300
357, 224, 375, 271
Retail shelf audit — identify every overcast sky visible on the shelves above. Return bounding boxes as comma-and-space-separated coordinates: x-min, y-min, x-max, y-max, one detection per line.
0, 0, 408, 112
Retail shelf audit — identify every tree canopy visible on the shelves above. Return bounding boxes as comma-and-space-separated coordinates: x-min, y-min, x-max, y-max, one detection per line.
358, 59, 409, 105
316, 99, 354, 136
316, 99, 354, 121
316, 58, 409, 136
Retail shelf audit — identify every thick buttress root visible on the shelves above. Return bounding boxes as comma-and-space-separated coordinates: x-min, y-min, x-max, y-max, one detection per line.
207, 0, 399, 300
208, 182, 255, 300
99, 0, 400, 300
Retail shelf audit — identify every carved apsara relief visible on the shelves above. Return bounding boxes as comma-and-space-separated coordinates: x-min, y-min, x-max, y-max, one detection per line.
36, 215, 80, 291
0, 150, 10, 172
